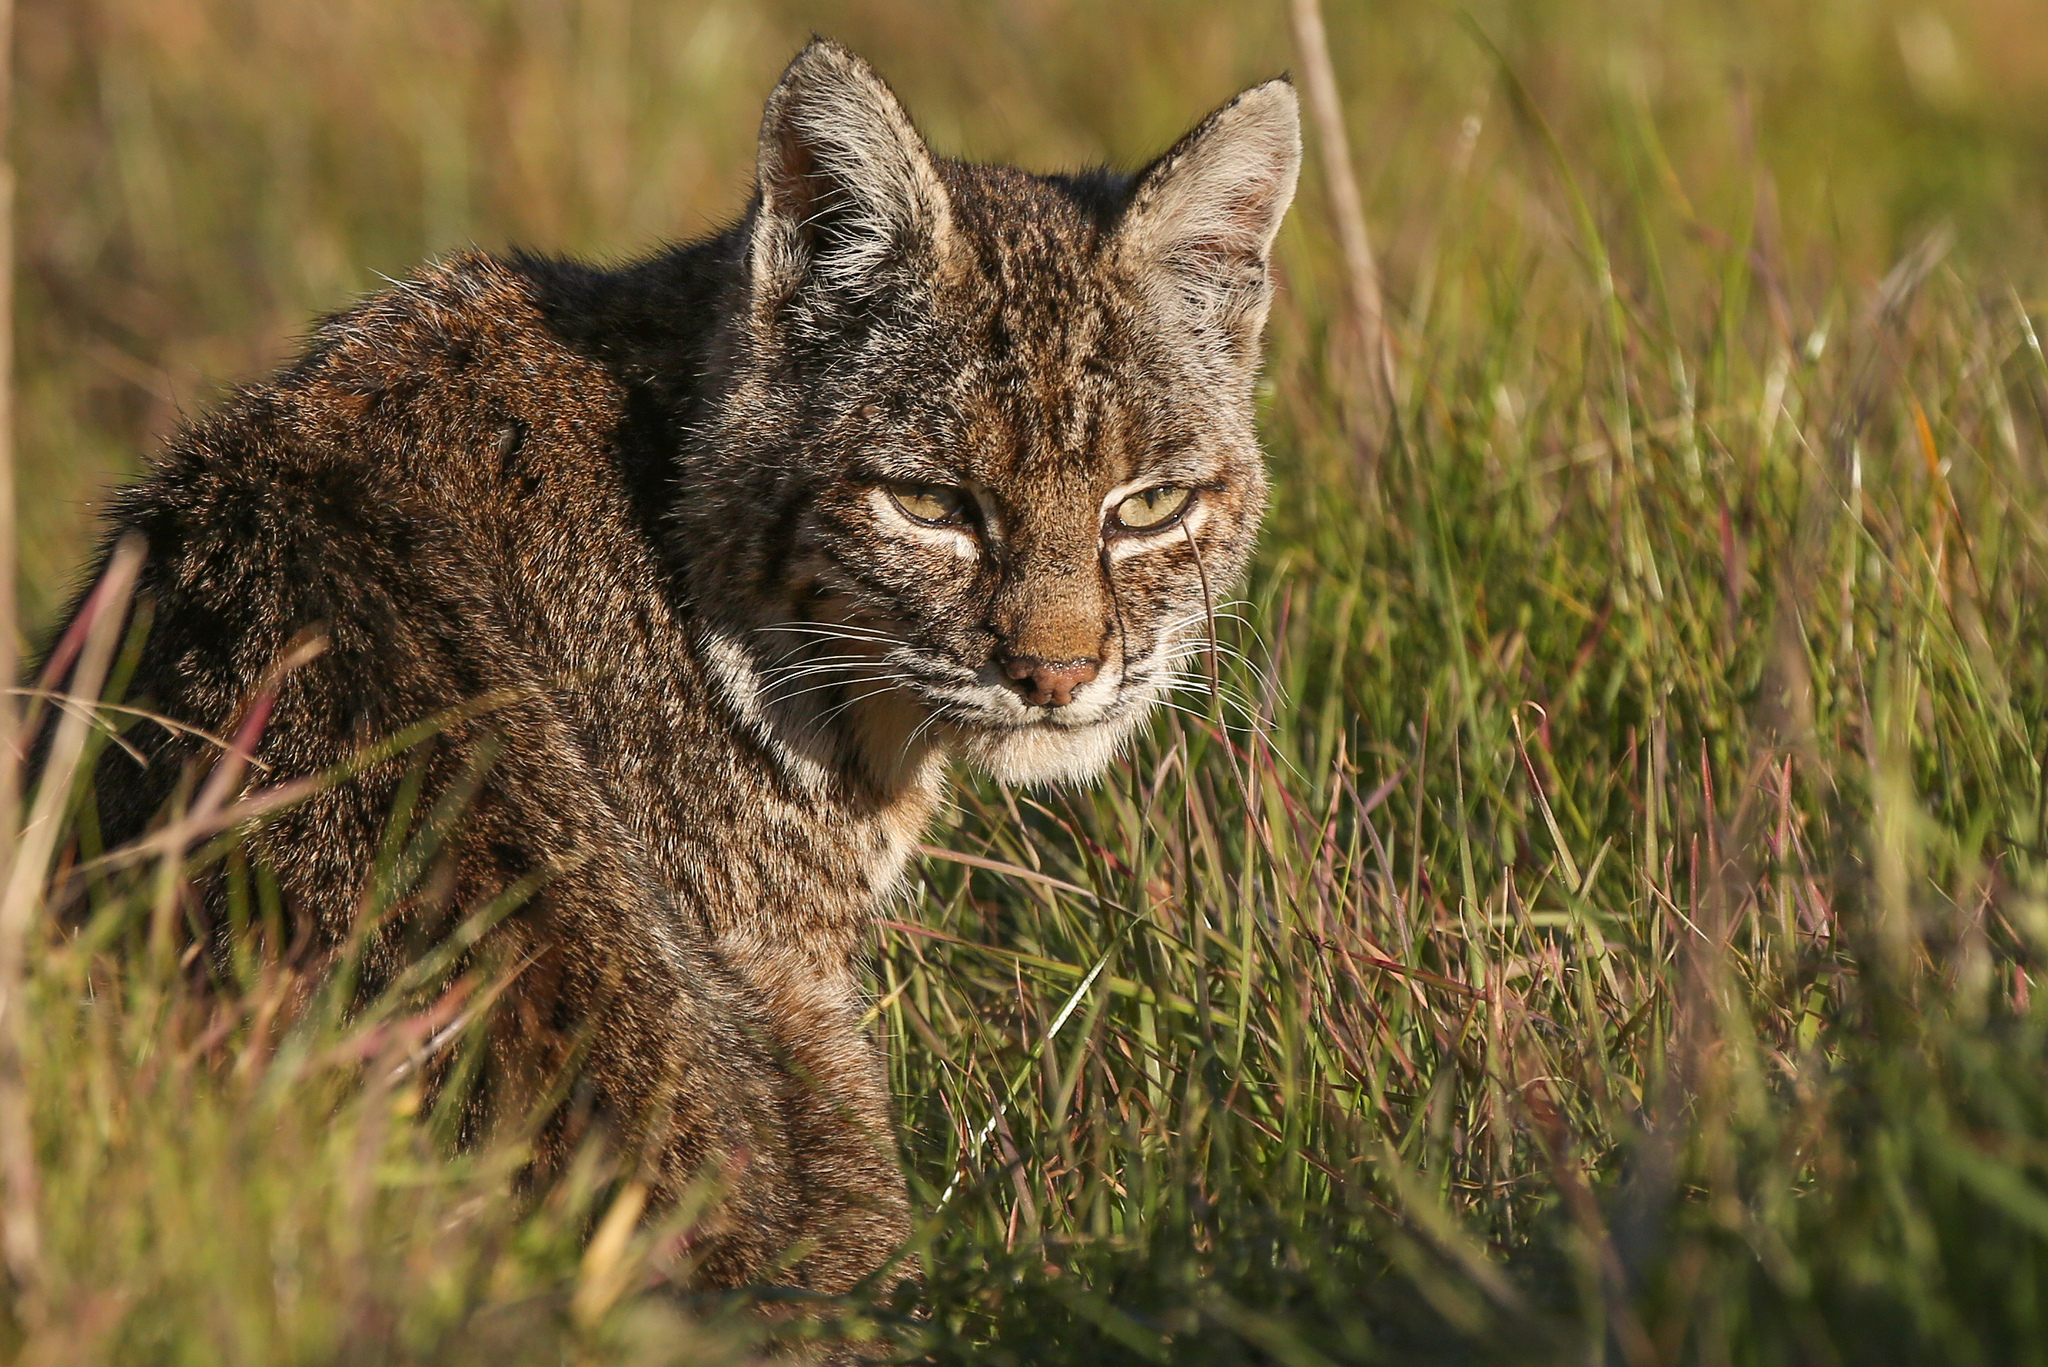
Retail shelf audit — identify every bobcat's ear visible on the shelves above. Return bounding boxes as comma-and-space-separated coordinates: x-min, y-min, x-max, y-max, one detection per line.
1116, 79, 1301, 360
748, 41, 954, 319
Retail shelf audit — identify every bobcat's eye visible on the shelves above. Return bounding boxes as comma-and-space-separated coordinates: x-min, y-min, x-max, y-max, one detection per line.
1112, 485, 1194, 533
888, 483, 974, 528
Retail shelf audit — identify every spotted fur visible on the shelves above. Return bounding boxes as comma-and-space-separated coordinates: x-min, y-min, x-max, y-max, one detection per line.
57, 42, 1298, 1296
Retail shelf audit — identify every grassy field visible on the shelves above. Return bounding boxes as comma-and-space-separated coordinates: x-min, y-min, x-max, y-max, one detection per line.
14, 0, 2048, 1361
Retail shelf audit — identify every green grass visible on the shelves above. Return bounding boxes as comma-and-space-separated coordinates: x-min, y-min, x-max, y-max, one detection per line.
17, 0, 2048, 1361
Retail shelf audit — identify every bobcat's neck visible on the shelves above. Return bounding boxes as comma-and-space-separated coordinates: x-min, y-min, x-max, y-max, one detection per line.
510, 245, 951, 959
695, 614, 952, 839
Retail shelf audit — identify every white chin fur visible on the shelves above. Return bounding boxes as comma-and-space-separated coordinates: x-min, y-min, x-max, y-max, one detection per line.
955, 709, 1147, 787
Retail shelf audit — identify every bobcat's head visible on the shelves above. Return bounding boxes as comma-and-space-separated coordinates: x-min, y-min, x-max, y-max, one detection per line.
691, 41, 1298, 790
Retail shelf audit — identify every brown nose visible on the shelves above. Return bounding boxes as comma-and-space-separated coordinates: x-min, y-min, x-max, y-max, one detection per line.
999, 653, 1100, 708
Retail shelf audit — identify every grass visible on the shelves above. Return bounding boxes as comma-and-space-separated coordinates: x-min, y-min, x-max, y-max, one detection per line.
16, 0, 2048, 1361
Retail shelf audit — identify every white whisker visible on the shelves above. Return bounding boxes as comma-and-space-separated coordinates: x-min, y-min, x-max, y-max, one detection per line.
1152, 677, 1270, 729
1146, 695, 1273, 735
1163, 641, 1282, 698
807, 679, 905, 734
762, 669, 901, 709
895, 706, 948, 766
755, 621, 905, 647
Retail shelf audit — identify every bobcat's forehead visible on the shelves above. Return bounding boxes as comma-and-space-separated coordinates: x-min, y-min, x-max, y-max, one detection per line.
908, 306, 1196, 490
847, 174, 1251, 501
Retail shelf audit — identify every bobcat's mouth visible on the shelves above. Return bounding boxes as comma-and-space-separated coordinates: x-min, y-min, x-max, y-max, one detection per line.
913, 667, 1162, 786
947, 702, 1152, 786
743, 616, 1159, 785
913, 660, 1134, 731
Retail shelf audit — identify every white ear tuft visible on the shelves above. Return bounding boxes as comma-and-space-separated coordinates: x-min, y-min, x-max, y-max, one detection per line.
749, 41, 954, 314
1117, 80, 1302, 356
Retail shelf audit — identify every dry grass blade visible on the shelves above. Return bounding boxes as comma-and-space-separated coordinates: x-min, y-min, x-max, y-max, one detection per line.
915, 843, 1098, 901
0, 0, 14, 866
0, 534, 139, 1302
0, 0, 19, 1304
1288, 0, 1396, 419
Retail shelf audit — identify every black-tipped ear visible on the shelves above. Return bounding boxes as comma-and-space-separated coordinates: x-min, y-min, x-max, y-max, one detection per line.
748, 41, 954, 317
1116, 79, 1302, 355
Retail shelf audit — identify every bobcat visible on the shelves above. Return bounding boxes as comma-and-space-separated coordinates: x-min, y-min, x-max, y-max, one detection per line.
60, 41, 1299, 1296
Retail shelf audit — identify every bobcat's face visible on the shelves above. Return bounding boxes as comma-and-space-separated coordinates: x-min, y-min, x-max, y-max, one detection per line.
785, 230, 1271, 786
696, 44, 1297, 788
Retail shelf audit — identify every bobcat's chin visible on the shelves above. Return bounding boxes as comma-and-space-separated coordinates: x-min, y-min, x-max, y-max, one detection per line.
953, 708, 1151, 787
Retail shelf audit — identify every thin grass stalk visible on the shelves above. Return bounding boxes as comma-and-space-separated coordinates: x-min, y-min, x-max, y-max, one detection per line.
0, 0, 16, 1288
0, 0, 13, 858
0, 0, 18, 1296
1287, 0, 1396, 421
0, 7, 21, 1276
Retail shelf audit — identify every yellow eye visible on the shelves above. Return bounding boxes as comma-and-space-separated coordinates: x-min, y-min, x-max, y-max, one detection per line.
1114, 485, 1194, 532
888, 483, 973, 526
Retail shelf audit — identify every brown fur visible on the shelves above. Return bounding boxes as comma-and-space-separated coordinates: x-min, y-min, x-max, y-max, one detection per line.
53, 42, 1299, 1297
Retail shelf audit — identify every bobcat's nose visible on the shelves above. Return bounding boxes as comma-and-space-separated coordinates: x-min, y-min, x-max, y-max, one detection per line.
998, 652, 1100, 709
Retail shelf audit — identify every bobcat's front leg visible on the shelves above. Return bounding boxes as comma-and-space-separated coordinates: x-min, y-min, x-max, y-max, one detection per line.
722, 949, 916, 1295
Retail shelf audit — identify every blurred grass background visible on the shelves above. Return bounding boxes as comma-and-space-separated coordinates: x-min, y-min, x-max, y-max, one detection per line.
18, 0, 2048, 1363
25, 0, 2048, 620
